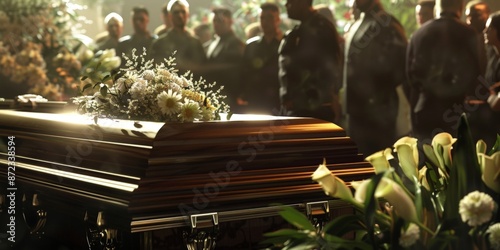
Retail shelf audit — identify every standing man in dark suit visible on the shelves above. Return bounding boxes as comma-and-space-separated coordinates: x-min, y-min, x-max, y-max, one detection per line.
407, 0, 480, 144
204, 8, 245, 112
344, 0, 407, 156
116, 6, 156, 66
278, 0, 342, 123
149, 0, 206, 76
240, 3, 283, 115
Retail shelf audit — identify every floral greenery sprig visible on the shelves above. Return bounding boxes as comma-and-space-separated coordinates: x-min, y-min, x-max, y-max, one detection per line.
72, 49, 229, 123
264, 115, 500, 249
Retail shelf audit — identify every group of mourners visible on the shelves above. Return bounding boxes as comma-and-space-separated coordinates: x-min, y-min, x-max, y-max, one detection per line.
93, 0, 500, 157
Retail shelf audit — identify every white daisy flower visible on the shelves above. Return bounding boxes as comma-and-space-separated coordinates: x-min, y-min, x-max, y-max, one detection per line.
157, 90, 182, 116
487, 223, 500, 250
179, 100, 201, 122
459, 191, 495, 227
399, 223, 420, 248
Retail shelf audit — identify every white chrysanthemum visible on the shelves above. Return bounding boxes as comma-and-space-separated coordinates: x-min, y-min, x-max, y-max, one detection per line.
166, 82, 182, 92
487, 223, 500, 250
179, 100, 201, 122
129, 81, 148, 99
179, 76, 190, 87
157, 90, 182, 115
157, 68, 172, 78
142, 70, 155, 81
459, 191, 495, 227
115, 77, 127, 93
399, 223, 420, 248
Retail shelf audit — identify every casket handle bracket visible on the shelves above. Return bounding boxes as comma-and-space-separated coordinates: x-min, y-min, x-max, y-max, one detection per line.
306, 201, 330, 232
22, 193, 47, 238
183, 212, 219, 250
85, 211, 121, 250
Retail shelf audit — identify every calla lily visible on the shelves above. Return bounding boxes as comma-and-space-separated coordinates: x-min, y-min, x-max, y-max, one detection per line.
351, 179, 371, 204
365, 148, 394, 174
312, 160, 354, 202
418, 166, 431, 191
479, 152, 500, 193
375, 177, 419, 223
394, 137, 419, 179
476, 140, 487, 168
476, 139, 487, 156
432, 133, 457, 170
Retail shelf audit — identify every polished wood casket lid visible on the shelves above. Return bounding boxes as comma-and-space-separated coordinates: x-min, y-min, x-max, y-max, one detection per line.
0, 111, 373, 232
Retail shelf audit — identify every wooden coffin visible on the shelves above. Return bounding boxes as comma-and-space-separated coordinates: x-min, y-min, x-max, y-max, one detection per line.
0, 110, 373, 249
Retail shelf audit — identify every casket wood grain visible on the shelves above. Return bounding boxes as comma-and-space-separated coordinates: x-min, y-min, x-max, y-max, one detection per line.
0, 110, 373, 249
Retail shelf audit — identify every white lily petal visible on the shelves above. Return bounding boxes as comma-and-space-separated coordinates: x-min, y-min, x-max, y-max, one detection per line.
375, 177, 418, 223
479, 152, 500, 193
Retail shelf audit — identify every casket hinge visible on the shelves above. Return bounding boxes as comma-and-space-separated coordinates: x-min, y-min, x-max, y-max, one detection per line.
183, 212, 219, 250
305, 201, 330, 232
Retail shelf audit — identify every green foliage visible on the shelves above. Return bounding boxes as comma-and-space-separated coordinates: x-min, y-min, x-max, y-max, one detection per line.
264, 114, 500, 249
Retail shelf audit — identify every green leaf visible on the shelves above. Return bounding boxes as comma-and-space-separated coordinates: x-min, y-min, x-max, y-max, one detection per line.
363, 172, 385, 247
323, 214, 365, 236
100, 84, 108, 97
423, 144, 441, 174
443, 114, 483, 221
263, 229, 306, 238
82, 83, 92, 92
101, 75, 111, 82
489, 134, 500, 155
322, 235, 373, 250
390, 218, 404, 250
278, 206, 316, 231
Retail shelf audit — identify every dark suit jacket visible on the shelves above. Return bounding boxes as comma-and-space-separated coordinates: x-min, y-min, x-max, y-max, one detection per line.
204, 32, 245, 108
278, 12, 342, 119
149, 30, 206, 75
344, 6, 407, 124
407, 12, 480, 135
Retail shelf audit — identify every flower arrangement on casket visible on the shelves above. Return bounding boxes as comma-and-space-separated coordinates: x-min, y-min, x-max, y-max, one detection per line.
263, 115, 500, 250
73, 51, 229, 122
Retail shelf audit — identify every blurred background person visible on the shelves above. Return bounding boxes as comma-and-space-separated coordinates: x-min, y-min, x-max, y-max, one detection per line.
244, 22, 262, 43
415, 0, 435, 27
279, 0, 342, 123
94, 12, 123, 52
149, 0, 205, 76
193, 23, 213, 45
314, 4, 335, 25
344, 0, 407, 156
154, 2, 174, 37
466, 0, 491, 75
240, 3, 282, 115
204, 7, 245, 112
468, 10, 500, 146
407, 0, 480, 145
116, 6, 156, 64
